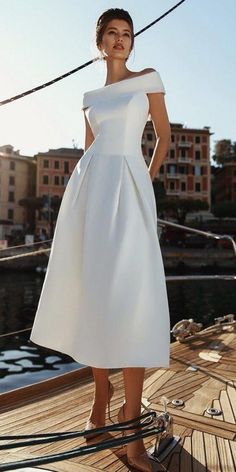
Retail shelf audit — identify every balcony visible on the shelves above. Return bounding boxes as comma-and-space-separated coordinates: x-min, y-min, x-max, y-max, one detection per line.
178, 141, 192, 148
166, 189, 180, 196
167, 173, 180, 179
178, 157, 192, 163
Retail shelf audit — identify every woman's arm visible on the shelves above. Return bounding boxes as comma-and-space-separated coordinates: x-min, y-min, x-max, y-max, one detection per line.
147, 93, 171, 181
83, 110, 95, 152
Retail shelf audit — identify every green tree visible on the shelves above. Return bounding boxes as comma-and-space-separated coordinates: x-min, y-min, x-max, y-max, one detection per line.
212, 139, 236, 166
212, 201, 236, 218
157, 198, 209, 224
153, 179, 166, 200
19, 196, 44, 232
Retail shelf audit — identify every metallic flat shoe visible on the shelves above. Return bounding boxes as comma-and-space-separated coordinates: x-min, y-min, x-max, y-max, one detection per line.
83, 379, 114, 439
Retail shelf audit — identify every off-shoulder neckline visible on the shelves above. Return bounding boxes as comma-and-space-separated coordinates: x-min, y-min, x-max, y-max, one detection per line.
84, 70, 157, 96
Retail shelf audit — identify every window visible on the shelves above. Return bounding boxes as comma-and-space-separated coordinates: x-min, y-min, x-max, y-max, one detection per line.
8, 191, 15, 202
169, 165, 176, 175
181, 182, 186, 191
171, 134, 175, 142
54, 176, 60, 185
8, 208, 14, 219
9, 176, 15, 185
43, 159, 49, 168
179, 166, 186, 174
61, 176, 65, 185
147, 133, 153, 141
195, 165, 201, 177
170, 149, 175, 159
195, 182, 201, 192
148, 148, 153, 157
170, 181, 175, 190
195, 136, 201, 143
54, 160, 59, 169
64, 161, 69, 174
43, 175, 49, 184
181, 149, 186, 158
181, 135, 186, 142
195, 150, 201, 160
10, 161, 15, 170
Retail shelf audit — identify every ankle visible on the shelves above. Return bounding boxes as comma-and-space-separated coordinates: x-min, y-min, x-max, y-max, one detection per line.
126, 435, 146, 457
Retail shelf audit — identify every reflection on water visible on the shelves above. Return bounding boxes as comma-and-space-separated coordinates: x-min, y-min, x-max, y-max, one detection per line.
0, 270, 235, 392
167, 277, 236, 328
0, 338, 79, 393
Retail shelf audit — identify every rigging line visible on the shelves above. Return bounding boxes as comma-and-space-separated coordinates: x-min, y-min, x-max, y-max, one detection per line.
0, 0, 187, 107
0, 427, 163, 470
0, 327, 31, 338
158, 218, 236, 256
0, 239, 52, 252
1, 306, 235, 339
0, 220, 235, 262
0, 413, 155, 444
0, 247, 50, 262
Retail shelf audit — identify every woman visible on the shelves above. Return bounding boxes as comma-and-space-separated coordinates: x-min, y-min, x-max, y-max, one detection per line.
30, 7, 171, 472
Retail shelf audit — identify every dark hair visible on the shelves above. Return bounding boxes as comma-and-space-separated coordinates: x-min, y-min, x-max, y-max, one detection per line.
96, 8, 134, 61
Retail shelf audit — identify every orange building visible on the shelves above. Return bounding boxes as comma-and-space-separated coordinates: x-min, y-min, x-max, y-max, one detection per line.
142, 122, 212, 205
36, 147, 83, 234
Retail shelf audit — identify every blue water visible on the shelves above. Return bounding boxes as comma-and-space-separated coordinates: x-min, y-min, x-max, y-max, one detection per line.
0, 270, 235, 393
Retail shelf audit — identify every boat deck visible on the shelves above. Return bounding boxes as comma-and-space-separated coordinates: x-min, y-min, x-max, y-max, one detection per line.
0, 329, 236, 471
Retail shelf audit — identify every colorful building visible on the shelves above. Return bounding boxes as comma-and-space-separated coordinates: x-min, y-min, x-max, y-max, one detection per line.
142, 122, 212, 205
35, 147, 83, 234
0, 144, 35, 238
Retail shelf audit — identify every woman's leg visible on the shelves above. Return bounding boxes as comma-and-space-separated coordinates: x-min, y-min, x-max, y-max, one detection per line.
122, 367, 147, 456
89, 367, 109, 424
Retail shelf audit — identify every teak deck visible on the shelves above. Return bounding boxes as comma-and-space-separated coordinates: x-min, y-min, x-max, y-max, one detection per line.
0, 329, 236, 471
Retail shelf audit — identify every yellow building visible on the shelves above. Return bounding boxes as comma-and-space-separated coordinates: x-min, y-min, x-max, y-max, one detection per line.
0, 145, 35, 239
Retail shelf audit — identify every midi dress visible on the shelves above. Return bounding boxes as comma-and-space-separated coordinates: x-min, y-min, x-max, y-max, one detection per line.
30, 69, 171, 369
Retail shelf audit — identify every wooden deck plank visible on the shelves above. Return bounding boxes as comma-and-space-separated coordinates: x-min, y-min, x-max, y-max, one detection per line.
228, 439, 236, 471
180, 435, 192, 472
153, 376, 208, 400
0, 331, 235, 472
204, 432, 222, 472
220, 390, 235, 423
183, 378, 223, 415
227, 383, 236, 422
191, 430, 207, 471
216, 436, 235, 472
143, 370, 176, 398
143, 368, 167, 389
147, 403, 236, 440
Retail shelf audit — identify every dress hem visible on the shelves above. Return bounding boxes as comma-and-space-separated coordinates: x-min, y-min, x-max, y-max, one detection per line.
30, 337, 170, 369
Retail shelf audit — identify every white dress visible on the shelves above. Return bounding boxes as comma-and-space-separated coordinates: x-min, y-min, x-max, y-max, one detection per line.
30, 70, 171, 369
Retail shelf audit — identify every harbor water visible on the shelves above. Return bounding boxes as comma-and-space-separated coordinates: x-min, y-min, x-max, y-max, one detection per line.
0, 269, 235, 393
